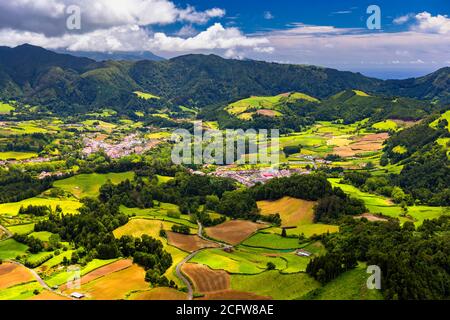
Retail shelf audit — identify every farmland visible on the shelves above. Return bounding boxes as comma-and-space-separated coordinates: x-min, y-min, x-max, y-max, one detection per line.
0, 76, 447, 302
205, 220, 267, 245
54, 172, 134, 199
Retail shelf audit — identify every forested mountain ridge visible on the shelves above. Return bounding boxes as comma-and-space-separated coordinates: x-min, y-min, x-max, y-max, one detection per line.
0, 44, 448, 114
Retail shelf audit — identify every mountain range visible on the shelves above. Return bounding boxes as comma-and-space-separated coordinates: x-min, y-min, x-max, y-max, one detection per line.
55, 50, 165, 62
0, 44, 448, 113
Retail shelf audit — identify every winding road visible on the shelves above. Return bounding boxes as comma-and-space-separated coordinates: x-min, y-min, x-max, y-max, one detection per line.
6, 260, 75, 300
0, 223, 13, 241
174, 221, 227, 300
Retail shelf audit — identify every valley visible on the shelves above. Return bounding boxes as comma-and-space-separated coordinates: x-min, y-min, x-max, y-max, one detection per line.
0, 45, 449, 302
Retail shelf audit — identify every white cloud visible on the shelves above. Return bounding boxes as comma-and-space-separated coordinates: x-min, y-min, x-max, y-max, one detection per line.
332, 11, 352, 15
0, 23, 271, 59
0, 0, 225, 36
393, 14, 413, 25
264, 11, 274, 20
413, 12, 450, 34
175, 25, 198, 37
150, 23, 269, 53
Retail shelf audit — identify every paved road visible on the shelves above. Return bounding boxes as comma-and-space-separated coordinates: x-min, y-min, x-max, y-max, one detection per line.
175, 222, 227, 300
0, 224, 13, 241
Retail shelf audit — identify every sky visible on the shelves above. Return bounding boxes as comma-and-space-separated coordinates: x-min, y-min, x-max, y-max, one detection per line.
0, 0, 449, 79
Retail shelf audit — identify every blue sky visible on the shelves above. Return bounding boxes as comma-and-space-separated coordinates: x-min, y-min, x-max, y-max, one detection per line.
0, 0, 448, 79
171, 0, 447, 33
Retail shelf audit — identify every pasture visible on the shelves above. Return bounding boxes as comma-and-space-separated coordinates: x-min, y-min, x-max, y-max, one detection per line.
54, 171, 134, 199
191, 247, 287, 274
7, 224, 35, 235
242, 233, 301, 250
307, 264, 383, 300
0, 239, 29, 260
231, 270, 320, 300
329, 178, 448, 225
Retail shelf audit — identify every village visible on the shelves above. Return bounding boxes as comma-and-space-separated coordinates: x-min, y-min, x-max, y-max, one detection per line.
82, 133, 160, 159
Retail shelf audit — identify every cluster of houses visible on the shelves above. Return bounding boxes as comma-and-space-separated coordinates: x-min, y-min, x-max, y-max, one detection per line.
209, 168, 309, 187
82, 134, 159, 159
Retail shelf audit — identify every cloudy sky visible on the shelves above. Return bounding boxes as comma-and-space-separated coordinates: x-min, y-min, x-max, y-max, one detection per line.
0, 0, 449, 79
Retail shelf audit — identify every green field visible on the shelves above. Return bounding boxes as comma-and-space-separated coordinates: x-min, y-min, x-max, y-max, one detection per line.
29, 231, 54, 242
6, 224, 35, 235
0, 281, 42, 300
0, 151, 38, 161
242, 233, 301, 250
372, 120, 398, 131
430, 110, 450, 132
329, 178, 448, 225
120, 204, 197, 228
134, 91, 160, 100
0, 102, 15, 114
45, 258, 120, 287
53, 172, 134, 199
225, 92, 318, 120
0, 197, 82, 216
231, 270, 320, 299
189, 246, 312, 275
307, 264, 384, 300
0, 239, 29, 260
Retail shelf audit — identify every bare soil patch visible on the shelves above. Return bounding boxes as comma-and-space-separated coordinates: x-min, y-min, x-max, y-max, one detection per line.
182, 263, 230, 293
167, 232, 219, 253
0, 263, 34, 289
205, 220, 266, 245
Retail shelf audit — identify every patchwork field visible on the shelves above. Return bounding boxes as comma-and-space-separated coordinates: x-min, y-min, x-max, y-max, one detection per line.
205, 220, 266, 245
62, 261, 148, 300
329, 178, 448, 225
54, 172, 134, 199
166, 232, 219, 253
333, 133, 389, 158
0, 263, 34, 290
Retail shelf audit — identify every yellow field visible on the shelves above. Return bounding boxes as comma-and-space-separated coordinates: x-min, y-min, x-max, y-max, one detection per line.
129, 287, 187, 300
0, 197, 82, 216
113, 219, 176, 241
64, 264, 148, 300
258, 197, 316, 227
257, 197, 339, 236
0, 151, 38, 160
